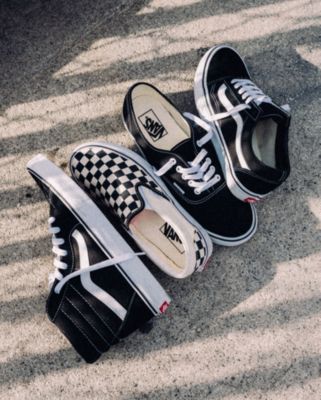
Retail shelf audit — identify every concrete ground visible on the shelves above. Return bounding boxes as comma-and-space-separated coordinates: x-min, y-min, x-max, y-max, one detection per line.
1, 0, 321, 398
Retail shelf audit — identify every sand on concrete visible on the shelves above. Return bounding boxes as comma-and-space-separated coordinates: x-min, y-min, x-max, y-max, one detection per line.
0, 0, 321, 399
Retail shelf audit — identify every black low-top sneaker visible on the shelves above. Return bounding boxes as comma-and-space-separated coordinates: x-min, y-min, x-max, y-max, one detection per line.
69, 142, 213, 278
27, 154, 171, 363
194, 45, 291, 203
122, 82, 257, 246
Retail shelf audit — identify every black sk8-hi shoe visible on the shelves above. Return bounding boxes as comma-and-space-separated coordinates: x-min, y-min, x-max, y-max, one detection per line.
122, 82, 257, 246
69, 142, 213, 278
194, 45, 291, 203
27, 154, 171, 363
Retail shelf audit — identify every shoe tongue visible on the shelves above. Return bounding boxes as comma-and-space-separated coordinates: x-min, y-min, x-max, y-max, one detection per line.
171, 119, 205, 161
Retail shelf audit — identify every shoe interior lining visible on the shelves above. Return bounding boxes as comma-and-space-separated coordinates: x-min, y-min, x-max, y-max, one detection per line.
129, 210, 187, 273
252, 119, 277, 168
132, 84, 191, 151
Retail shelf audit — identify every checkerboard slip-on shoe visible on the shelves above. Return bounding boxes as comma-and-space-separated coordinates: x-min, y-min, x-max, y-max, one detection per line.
27, 154, 171, 363
69, 142, 213, 278
194, 45, 291, 203
122, 82, 257, 246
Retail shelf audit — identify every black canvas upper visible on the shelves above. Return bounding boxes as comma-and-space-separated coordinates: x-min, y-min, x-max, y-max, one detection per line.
28, 170, 156, 363
123, 82, 256, 242
203, 46, 291, 196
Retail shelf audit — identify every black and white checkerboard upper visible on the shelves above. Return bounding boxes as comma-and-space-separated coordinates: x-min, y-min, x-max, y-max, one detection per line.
70, 147, 164, 225
193, 231, 207, 272
70, 145, 209, 271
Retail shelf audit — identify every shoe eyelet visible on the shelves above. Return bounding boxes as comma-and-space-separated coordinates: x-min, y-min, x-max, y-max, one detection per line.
188, 181, 193, 187
194, 189, 201, 195
176, 166, 182, 173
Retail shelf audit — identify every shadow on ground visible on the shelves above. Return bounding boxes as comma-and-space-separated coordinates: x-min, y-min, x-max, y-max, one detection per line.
119, 354, 321, 399
0, 0, 320, 395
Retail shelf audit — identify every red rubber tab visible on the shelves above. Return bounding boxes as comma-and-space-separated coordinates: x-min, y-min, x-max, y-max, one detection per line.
159, 301, 170, 313
244, 197, 258, 204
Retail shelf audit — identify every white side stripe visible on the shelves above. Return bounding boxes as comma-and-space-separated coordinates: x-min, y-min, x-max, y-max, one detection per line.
72, 230, 127, 321
217, 84, 249, 169
173, 182, 185, 194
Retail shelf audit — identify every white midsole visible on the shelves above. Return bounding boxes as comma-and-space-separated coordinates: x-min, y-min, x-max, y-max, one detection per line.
194, 45, 266, 203
27, 154, 171, 315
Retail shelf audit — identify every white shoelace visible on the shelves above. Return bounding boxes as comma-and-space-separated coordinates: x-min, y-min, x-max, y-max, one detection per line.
155, 113, 221, 195
48, 217, 144, 294
207, 79, 272, 122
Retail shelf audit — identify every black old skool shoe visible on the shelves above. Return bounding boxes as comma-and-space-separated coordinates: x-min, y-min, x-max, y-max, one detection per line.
123, 82, 257, 246
27, 155, 171, 363
194, 45, 291, 203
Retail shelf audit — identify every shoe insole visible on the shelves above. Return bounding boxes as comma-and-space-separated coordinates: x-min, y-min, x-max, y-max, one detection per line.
129, 210, 186, 272
252, 119, 277, 168
132, 85, 191, 151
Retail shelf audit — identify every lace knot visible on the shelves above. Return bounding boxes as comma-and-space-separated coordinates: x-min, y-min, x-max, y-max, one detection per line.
155, 113, 221, 195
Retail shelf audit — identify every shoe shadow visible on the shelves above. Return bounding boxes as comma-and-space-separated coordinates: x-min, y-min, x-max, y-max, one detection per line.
119, 354, 321, 399
0, 0, 321, 393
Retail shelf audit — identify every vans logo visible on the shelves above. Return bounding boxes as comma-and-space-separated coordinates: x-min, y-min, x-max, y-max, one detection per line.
160, 222, 185, 254
138, 110, 168, 142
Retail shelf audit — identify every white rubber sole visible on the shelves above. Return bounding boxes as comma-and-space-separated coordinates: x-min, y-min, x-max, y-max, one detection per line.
123, 98, 257, 246
194, 45, 266, 204
27, 154, 171, 315
70, 141, 214, 265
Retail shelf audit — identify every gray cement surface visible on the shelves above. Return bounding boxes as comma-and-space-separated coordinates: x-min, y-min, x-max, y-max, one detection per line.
0, 0, 321, 399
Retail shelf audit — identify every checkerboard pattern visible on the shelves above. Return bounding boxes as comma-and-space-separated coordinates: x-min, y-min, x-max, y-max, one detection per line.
194, 232, 207, 271
70, 147, 163, 225
70, 145, 209, 272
